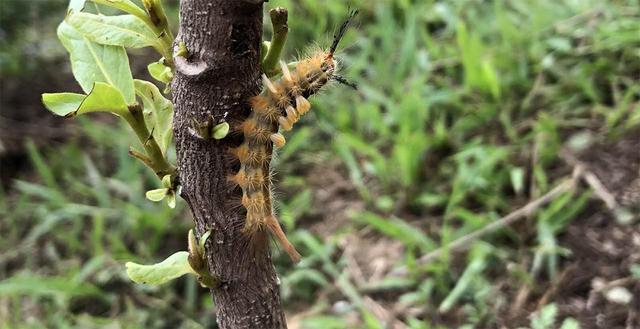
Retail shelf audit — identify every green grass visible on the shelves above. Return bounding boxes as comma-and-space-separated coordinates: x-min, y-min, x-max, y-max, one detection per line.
2, 0, 640, 328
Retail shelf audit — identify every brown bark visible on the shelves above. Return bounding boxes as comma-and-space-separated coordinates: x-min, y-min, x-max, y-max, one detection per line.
172, 0, 287, 328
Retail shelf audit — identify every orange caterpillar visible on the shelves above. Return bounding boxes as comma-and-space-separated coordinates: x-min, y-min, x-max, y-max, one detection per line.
229, 11, 358, 263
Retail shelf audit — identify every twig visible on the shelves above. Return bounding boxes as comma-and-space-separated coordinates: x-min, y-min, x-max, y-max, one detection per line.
521, 72, 545, 110
129, 146, 155, 170
560, 151, 636, 223
583, 170, 619, 210
508, 259, 533, 318
363, 296, 408, 329
343, 235, 367, 286
561, 151, 619, 210
593, 276, 637, 293
392, 174, 579, 276
262, 8, 288, 75
123, 105, 175, 178
536, 263, 578, 309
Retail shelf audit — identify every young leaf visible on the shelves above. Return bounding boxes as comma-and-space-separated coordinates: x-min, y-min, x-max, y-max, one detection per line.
148, 60, 173, 83
125, 251, 196, 285
161, 174, 172, 188
66, 13, 160, 49
57, 22, 135, 104
212, 122, 230, 140
166, 193, 176, 208
134, 80, 173, 154
41, 93, 85, 116
176, 41, 188, 58
199, 230, 212, 252
145, 188, 168, 202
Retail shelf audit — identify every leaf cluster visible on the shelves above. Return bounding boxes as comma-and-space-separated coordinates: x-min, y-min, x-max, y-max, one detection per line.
42, 0, 176, 183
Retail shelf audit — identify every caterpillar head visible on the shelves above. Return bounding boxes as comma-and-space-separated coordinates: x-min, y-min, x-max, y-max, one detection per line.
323, 9, 358, 89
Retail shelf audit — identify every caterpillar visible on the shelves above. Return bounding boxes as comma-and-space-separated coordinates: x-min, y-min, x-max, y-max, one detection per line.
229, 10, 358, 263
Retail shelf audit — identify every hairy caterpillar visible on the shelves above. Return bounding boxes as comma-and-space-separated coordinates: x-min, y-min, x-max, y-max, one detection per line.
229, 10, 358, 263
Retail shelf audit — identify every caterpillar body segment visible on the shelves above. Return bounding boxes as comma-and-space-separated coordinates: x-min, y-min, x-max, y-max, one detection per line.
231, 10, 358, 263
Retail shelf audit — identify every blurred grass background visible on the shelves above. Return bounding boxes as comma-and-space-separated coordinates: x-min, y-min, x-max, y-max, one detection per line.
1, 0, 639, 328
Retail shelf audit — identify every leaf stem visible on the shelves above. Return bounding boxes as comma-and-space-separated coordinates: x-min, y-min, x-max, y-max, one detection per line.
128, 146, 154, 168
262, 8, 288, 76
123, 104, 175, 178
142, 0, 175, 67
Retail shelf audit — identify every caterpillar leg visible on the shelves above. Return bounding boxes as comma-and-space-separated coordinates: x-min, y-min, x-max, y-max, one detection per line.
270, 133, 286, 148
265, 214, 301, 263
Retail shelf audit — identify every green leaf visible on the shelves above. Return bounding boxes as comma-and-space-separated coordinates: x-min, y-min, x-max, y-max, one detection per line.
91, 0, 148, 19
145, 188, 168, 202
68, 0, 87, 12
57, 21, 135, 104
42, 83, 130, 118
67, 12, 159, 49
212, 122, 230, 140
161, 174, 172, 188
125, 251, 196, 285
134, 80, 173, 154
148, 60, 172, 83
41, 93, 85, 117
438, 243, 491, 312
481, 59, 500, 99
76, 82, 129, 115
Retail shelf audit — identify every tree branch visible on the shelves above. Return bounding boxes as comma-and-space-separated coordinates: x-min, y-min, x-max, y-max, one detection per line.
172, 0, 287, 328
